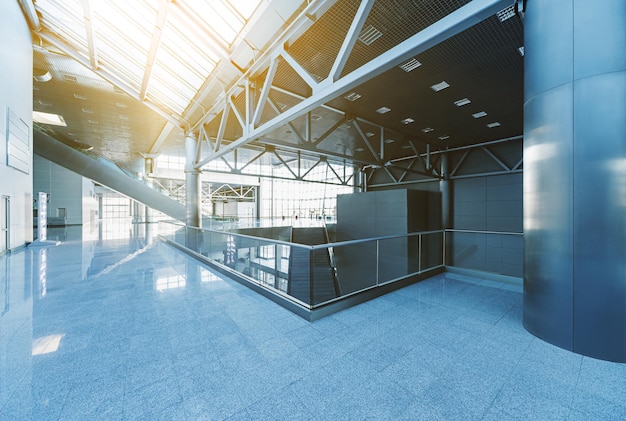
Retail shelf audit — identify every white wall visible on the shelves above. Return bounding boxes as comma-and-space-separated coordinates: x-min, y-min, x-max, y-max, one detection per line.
33, 155, 99, 225
0, 2, 33, 248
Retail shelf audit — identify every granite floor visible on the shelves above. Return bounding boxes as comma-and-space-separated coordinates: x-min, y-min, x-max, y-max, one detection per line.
1, 222, 624, 420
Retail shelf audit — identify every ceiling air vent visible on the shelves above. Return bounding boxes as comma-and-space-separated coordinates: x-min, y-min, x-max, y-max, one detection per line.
431, 81, 450, 92
376, 106, 391, 114
454, 98, 471, 106
358, 25, 382, 46
472, 111, 487, 118
487, 122, 501, 128
497, 5, 516, 22
310, 114, 322, 121
401, 118, 414, 125
344, 92, 362, 101
421, 127, 434, 133
73, 93, 87, 100
399, 58, 422, 72
438, 135, 450, 141
62, 74, 78, 82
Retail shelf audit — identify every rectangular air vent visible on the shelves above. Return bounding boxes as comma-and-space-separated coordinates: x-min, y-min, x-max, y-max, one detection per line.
497, 5, 516, 22
62, 74, 77, 82
438, 135, 450, 141
472, 111, 487, 118
358, 25, 382, 45
376, 106, 391, 114
487, 122, 501, 128
310, 114, 322, 121
344, 92, 362, 101
401, 118, 414, 125
399, 58, 422, 72
73, 93, 87, 100
82, 108, 93, 114
421, 127, 434, 133
454, 98, 471, 106
431, 81, 450, 92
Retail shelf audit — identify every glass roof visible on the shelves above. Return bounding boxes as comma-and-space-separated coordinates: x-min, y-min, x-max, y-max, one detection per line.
35, 0, 266, 117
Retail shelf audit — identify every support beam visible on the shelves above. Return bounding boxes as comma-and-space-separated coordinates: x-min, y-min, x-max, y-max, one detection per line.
252, 56, 280, 127
140, 0, 170, 100
329, 0, 375, 81
185, 134, 201, 228
195, 0, 511, 167
280, 49, 319, 90
82, 0, 99, 69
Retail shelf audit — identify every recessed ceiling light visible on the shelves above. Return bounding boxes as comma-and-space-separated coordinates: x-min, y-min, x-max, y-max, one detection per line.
119, 114, 129, 120
73, 93, 87, 100
454, 98, 471, 106
487, 122, 501, 128
385, 139, 395, 144
399, 58, 422, 72
88, 119, 98, 124
518, 46, 525, 56
37, 99, 53, 106
366, 132, 375, 137
344, 92, 362, 101
401, 118, 415, 125
497, 5, 516, 22
355, 147, 365, 152
438, 135, 450, 140
82, 108, 94, 114
33, 111, 66, 126
473, 111, 488, 118
431, 81, 450, 92
401, 144, 412, 149
376, 106, 391, 114
421, 127, 434, 133
311, 114, 322, 121
62, 74, 78, 82
116, 102, 128, 108
358, 25, 382, 45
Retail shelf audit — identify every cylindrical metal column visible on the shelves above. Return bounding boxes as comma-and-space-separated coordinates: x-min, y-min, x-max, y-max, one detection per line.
185, 134, 201, 228
440, 151, 450, 229
523, 0, 626, 362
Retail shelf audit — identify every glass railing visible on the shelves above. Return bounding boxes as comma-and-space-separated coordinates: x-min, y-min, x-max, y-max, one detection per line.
159, 220, 444, 309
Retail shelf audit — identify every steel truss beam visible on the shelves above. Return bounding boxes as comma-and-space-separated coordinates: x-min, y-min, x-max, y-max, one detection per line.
367, 135, 523, 187
195, 0, 512, 168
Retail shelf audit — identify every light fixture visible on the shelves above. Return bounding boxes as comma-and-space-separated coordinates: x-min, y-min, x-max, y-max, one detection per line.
366, 132, 375, 137
73, 93, 87, 100
311, 114, 322, 121
33, 111, 66, 126
401, 118, 415, 125
82, 108, 94, 114
431, 81, 450, 92
355, 147, 365, 152
518, 46, 525, 56
472, 111, 487, 118
487, 122, 501, 128
421, 127, 434, 133
376, 106, 391, 114
384, 139, 395, 144
438, 135, 450, 141
399, 58, 422, 72
454, 98, 471, 106
33, 68, 52, 82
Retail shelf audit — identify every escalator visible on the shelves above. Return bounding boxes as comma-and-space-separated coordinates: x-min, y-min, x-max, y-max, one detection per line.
33, 128, 186, 221
288, 227, 339, 305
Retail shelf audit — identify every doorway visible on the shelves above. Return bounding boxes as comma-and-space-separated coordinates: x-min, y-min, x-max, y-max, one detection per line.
1, 196, 9, 253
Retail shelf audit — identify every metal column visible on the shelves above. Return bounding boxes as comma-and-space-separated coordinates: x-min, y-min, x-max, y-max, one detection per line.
185, 134, 201, 228
523, 0, 626, 362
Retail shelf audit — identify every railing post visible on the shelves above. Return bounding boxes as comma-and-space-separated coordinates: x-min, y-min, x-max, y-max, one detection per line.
418, 234, 422, 273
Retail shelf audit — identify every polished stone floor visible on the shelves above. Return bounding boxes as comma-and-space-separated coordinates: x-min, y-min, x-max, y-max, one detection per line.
1, 222, 624, 420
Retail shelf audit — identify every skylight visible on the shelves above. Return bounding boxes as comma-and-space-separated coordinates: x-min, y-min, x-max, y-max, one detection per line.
35, 0, 267, 118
